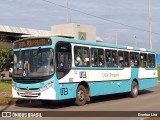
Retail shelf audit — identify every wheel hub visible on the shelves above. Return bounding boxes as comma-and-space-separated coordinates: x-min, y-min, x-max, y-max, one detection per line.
133, 86, 138, 94
78, 90, 85, 101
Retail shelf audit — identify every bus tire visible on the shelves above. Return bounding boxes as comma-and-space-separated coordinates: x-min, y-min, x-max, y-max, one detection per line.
130, 81, 139, 98
75, 85, 87, 106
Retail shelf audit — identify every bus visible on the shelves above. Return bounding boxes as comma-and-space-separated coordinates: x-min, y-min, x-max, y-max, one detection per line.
12, 36, 158, 106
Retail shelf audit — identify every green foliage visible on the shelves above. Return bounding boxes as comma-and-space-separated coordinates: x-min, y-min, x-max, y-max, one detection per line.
0, 80, 16, 104
0, 49, 8, 72
0, 97, 17, 104
0, 49, 13, 72
0, 80, 12, 91
0, 42, 13, 73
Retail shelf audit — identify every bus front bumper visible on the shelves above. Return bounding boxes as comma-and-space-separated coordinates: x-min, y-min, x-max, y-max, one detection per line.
12, 87, 56, 100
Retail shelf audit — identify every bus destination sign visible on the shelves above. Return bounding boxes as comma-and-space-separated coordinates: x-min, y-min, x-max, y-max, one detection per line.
14, 38, 52, 48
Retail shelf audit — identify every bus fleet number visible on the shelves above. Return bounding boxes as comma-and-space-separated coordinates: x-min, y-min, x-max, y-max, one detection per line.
60, 88, 68, 95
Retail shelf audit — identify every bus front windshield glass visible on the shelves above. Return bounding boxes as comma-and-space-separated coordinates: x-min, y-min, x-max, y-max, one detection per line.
13, 48, 54, 77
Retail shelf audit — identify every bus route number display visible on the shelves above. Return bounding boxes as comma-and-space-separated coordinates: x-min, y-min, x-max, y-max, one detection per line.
15, 38, 52, 48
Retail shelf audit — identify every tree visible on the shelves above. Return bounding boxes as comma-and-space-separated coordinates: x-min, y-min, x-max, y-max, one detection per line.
0, 49, 7, 71
0, 49, 13, 80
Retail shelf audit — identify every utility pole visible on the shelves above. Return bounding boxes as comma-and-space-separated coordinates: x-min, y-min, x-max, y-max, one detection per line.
66, 0, 71, 23
148, 0, 152, 49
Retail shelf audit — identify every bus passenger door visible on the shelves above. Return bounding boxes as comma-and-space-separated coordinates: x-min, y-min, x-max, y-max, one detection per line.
55, 42, 72, 79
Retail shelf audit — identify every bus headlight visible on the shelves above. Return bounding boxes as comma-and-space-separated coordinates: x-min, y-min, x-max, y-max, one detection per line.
40, 81, 53, 92
12, 84, 19, 91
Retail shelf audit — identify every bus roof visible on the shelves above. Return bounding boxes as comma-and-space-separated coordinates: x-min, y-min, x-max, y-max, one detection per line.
14, 36, 155, 53
50, 36, 155, 53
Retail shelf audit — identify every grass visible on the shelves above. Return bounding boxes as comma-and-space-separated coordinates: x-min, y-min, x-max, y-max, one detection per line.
0, 80, 12, 91
0, 80, 17, 104
0, 97, 17, 103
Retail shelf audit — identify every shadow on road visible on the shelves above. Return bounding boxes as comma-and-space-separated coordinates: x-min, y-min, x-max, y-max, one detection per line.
88, 89, 153, 104
14, 89, 154, 110
15, 99, 75, 109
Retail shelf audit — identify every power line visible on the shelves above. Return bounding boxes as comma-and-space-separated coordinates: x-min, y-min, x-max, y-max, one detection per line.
41, 0, 160, 36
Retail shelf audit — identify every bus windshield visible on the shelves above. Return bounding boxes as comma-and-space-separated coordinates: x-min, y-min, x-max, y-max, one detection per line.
13, 48, 54, 78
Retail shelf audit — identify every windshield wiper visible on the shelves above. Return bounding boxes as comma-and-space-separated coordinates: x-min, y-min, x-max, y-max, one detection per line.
33, 47, 41, 56
37, 47, 41, 54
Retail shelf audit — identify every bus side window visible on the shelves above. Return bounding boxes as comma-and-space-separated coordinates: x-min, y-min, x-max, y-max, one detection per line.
105, 49, 118, 67
83, 47, 90, 66
118, 51, 129, 67
105, 49, 112, 67
130, 52, 140, 67
148, 54, 155, 68
91, 48, 98, 66
91, 48, 104, 67
98, 49, 104, 66
124, 51, 129, 67
112, 50, 118, 67
118, 51, 124, 67
74, 46, 83, 66
140, 53, 148, 68
130, 52, 135, 67
135, 53, 140, 67
74, 46, 90, 66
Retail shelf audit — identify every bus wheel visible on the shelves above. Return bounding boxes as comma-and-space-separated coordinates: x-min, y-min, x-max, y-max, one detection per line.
130, 81, 139, 98
75, 85, 87, 106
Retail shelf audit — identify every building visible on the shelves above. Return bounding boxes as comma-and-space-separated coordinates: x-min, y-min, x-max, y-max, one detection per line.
0, 25, 51, 42
0, 23, 103, 43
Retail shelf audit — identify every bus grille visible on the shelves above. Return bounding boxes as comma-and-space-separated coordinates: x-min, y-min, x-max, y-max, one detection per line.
17, 88, 41, 97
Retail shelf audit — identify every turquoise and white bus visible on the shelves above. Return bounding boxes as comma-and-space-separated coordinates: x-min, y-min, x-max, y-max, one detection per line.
12, 37, 158, 105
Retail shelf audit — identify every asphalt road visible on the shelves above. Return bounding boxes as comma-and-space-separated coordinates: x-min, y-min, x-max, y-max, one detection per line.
0, 83, 160, 120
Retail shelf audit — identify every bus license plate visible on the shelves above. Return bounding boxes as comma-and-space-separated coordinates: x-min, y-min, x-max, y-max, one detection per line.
24, 92, 32, 96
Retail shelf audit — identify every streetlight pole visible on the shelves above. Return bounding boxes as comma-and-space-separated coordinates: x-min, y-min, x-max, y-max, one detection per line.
148, 0, 152, 49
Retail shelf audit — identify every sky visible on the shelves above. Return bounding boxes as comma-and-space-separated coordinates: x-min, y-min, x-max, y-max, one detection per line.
0, 0, 160, 53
